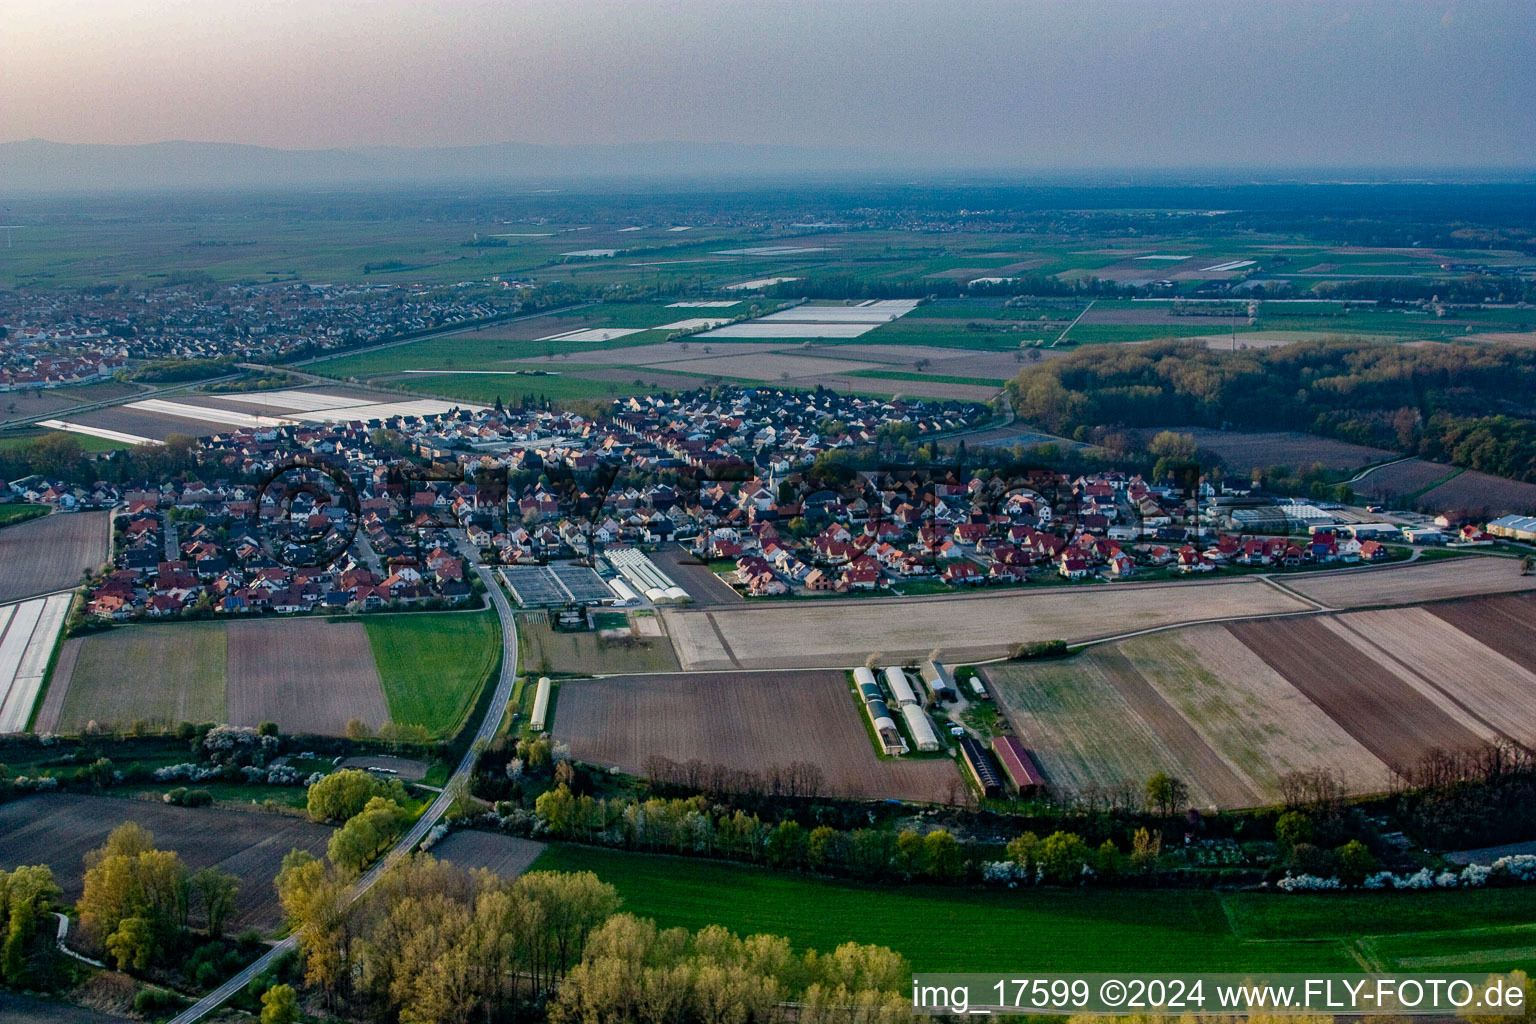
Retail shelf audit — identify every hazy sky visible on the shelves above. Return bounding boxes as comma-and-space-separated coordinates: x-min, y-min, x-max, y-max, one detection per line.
3, 0, 1533, 168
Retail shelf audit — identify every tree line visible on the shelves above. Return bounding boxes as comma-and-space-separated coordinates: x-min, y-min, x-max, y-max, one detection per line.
1007, 338, 1536, 486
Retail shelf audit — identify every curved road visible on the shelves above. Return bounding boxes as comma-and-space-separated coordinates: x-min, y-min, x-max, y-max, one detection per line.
166, 565, 519, 1024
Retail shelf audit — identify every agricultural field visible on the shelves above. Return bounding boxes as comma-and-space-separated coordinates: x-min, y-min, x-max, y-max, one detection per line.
552, 670, 963, 803
430, 830, 546, 879
1284, 555, 1536, 609
0, 510, 110, 604
1230, 617, 1495, 771
660, 577, 1311, 670
1352, 458, 1463, 505
1427, 592, 1536, 675
225, 619, 388, 736
0, 793, 331, 933
1416, 469, 1536, 516
1150, 427, 1397, 473
363, 610, 500, 737
0, 594, 74, 734
517, 613, 680, 676
0, 503, 49, 525
531, 844, 1536, 973
984, 626, 1393, 808
49, 622, 228, 733
45, 611, 499, 737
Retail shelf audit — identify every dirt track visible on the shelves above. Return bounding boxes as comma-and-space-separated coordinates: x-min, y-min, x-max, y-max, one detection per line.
554, 670, 962, 803
226, 619, 388, 736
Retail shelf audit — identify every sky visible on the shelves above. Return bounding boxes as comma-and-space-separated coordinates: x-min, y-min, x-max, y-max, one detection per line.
2, 0, 1533, 169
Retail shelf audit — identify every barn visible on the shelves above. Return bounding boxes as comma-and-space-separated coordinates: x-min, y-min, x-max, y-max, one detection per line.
921, 660, 957, 702
991, 736, 1046, 796
957, 735, 1002, 798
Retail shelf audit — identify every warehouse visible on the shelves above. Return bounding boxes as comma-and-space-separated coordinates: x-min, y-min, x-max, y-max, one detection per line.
921, 660, 957, 702
900, 703, 941, 752
991, 736, 1047, 796
957, 735, 1002, 798
1487, 514, 1536, 542
882, 665, 918, 706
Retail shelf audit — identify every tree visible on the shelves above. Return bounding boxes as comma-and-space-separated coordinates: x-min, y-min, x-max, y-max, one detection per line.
921, 830, 963, 881
190, 868, 239, 939
260, 983, 301, 1024
1006, 832, 1041, 877
326, 798, 411, 874
1336, 840, 1377, 885
1145, 772, 1188, 818
1129, 827, 1162, 875
106, 916, 154, 971
0, 865, 61, 983
765, 821, 806, 870
306, 769, 407, 823
1274, 810, 1314, 853
1038, 831, 1092, 883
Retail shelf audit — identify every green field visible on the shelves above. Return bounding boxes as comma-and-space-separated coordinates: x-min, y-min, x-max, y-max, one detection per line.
0, 429, 137, 453
365, 610, 501, 738
56, 622, 228, 731
531, 844, 1536, 973
516, 614, 680, 676
0, 503, 50, 526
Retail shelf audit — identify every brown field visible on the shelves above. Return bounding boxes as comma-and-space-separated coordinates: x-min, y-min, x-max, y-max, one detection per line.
553, 670, 963, 803
1417, 470, 1536, 516
522, 341, 792, 367
985, 625, 1393, 808
226, 619, 388, 736
431, 830, 546, 879
1474, 331, 1536, 347
1120, 627, 1393, 797
1427, 592, 1536, 675
1328, 608, 1536, 744
1228, 617, 1484, 770
454, 313, 602, 342
0, 991, 130, 1023
648, 545, 744, 606
661, 353, 883, 381
812, 375, 1003, 402
1285, 556, 1536, 609
1352, 458, 1458, 502
69, 405, 221, 440
0, 793, 330, 934
660, 578, 1311, 670
0, 510, 110, 603
0, 382, 146, 425
1145, 427, 1396, 473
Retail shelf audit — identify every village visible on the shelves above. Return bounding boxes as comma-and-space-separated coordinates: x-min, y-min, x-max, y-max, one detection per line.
6, 380, 1517, 627
0, 280, 508, 388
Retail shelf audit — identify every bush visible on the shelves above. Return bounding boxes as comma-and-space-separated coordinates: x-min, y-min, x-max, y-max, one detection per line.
1007, 639, 1070, 661
133, 987, 186, 1016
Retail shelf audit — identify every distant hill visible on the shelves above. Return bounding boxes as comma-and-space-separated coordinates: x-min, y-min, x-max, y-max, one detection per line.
0, 138, 916, 192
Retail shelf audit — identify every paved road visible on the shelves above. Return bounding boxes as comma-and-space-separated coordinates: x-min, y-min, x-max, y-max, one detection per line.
166, 565, 519, 1024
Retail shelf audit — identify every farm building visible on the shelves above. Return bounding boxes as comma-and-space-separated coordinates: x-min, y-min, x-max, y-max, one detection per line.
900, 703, 941, 752
852, 666, 883, 703
605, 548, 691, 604
882, 666, 918, 706
957, 735, 1002, 798
921, 660, 958, 702
1487, 514, 1536, 542
864, 696, 905, 755
530, 676, 553, 732
991, 736, 1046, 796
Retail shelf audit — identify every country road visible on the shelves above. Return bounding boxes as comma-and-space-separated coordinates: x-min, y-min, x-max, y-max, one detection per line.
166, 565, 519, 1024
